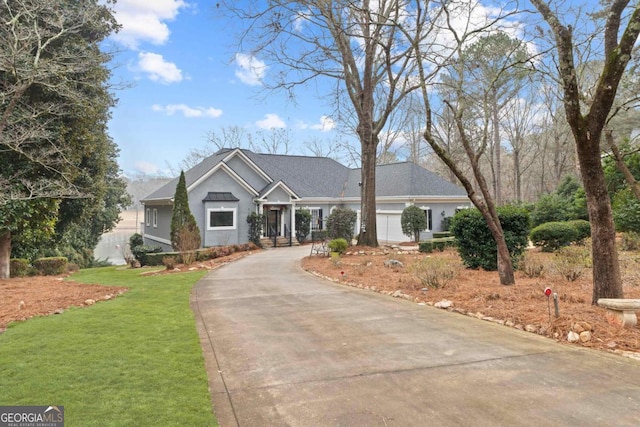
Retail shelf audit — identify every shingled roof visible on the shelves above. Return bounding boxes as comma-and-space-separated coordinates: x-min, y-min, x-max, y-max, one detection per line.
142, 148, 465, 202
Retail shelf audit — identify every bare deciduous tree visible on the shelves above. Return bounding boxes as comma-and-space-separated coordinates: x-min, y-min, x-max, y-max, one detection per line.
223, 0, 434, 246
531, 0, 640, 303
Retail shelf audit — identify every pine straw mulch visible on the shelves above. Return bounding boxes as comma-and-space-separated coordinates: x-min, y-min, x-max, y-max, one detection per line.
300, 246, 640, 359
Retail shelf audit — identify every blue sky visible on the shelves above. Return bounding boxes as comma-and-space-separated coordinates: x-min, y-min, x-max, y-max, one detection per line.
107, 0, 339, 176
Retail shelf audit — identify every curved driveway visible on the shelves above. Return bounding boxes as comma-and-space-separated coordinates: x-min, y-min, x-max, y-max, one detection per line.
192, 246, 640, 426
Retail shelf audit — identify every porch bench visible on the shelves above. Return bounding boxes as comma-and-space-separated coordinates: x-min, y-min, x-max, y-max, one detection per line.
597, 298, 640, 328
310, 240, 329, 256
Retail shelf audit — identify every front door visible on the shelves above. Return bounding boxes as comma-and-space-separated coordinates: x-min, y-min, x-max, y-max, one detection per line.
267, 209, 280, 237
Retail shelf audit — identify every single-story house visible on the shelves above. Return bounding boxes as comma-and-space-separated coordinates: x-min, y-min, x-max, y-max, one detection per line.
141, 148, 471, 250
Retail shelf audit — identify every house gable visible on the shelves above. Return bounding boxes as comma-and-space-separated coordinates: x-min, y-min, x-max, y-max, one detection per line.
258, 180, 299, 203
188, 162, 258, 197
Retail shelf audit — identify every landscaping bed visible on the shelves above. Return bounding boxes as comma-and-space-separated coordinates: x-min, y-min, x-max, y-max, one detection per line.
301, 246, 640, 357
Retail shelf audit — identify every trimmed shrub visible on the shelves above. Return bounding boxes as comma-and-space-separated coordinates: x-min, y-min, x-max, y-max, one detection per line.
568, 219, 591, 242
419, 237, 456, 253
401, 205, 428, 243
129, 233, 144, 251
450, 206, 530, 271
432, 231, 452, 239
328, 238, 348, 254
326, 207, 357, 242
295, 209, 312, 244
33, 257, 68, 276
132, 245, 163, 266
530, 221, 579, 252
10, 258, 30, 278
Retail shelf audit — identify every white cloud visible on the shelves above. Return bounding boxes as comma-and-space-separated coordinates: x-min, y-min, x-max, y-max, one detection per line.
256, 113, 286, 129
152, 104, 223, 118
234, 53, 267, 86
134, 160, 161, 174
138, 52, 183, 84
310, 116, 335, 132
111, 0, 187, 49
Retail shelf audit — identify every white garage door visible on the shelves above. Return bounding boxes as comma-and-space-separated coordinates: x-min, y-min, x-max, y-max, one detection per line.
376, 213, 405, 243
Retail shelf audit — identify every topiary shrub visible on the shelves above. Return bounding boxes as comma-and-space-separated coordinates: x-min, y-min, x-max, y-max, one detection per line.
326, 207, 357, 243
530, 221, 579, 252
33, 257, 68, 276
401, 205, 428, 243
10, 258, 30, 278
129, 233, 144, 251
328, 238, 348, 254
131, 245, 163, 266
295, 209, 312, 244
450, 206, 530, 271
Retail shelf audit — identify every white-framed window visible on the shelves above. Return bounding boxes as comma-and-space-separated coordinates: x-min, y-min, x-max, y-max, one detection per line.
310, 208, 324, 230
146, 208, 150, 226
422, 208, 433, 231
208, 208, 237, 230
153, 209, 158, 228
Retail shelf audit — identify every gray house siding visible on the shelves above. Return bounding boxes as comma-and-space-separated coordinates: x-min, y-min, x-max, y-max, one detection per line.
144, 204, 173, 251
188, 169, 256, 247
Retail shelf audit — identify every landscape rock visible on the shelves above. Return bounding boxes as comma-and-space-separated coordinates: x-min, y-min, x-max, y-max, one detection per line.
434, 300, 452, 309
567, 331, 580, 343
384, 259, 404, 268
18, 301, 25, 310
392, 290, 403, 298
579, 331, 592, 342
54, 309, 64, 315
525, 324, 538, 333
505, 320, 515, 328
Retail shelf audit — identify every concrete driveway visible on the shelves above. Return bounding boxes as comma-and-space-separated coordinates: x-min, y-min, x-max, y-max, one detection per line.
191, 246, 640, 426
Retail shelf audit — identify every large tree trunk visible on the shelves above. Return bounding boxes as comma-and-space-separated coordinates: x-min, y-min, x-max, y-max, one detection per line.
576, 131, 623, 303
0, 231, 11, 279
358, 132, 379, 247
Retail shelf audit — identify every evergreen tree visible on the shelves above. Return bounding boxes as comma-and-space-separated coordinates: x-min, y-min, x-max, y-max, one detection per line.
170, 171, 201, 251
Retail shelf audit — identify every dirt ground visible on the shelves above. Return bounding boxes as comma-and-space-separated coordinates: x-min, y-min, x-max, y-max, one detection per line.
0, 251, 252, 333
301, 246, 640, 358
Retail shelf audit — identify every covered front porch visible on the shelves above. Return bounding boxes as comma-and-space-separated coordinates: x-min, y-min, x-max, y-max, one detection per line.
255, 181, 300, 247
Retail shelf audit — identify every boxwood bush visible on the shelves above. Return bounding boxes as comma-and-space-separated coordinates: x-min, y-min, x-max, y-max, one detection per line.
33, 257, 68, 276
450, 206, 530, 271
131, 245, 163, 266
530, 220, 590, 252
328, 238, 348, 254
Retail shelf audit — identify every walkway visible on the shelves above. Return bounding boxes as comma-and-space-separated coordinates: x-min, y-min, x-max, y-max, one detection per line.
192, 246, 640, 426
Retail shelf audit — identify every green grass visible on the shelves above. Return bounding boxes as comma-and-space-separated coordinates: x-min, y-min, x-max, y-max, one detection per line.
0, 266, 217, 426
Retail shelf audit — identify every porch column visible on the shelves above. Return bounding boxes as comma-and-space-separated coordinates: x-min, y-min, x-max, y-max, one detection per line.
291, 202, 296, 240
280, 207, 286, 237
258, 202, 265, 238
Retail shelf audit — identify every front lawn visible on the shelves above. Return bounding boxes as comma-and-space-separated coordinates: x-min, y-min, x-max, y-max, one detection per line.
0, 267, 216, 427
